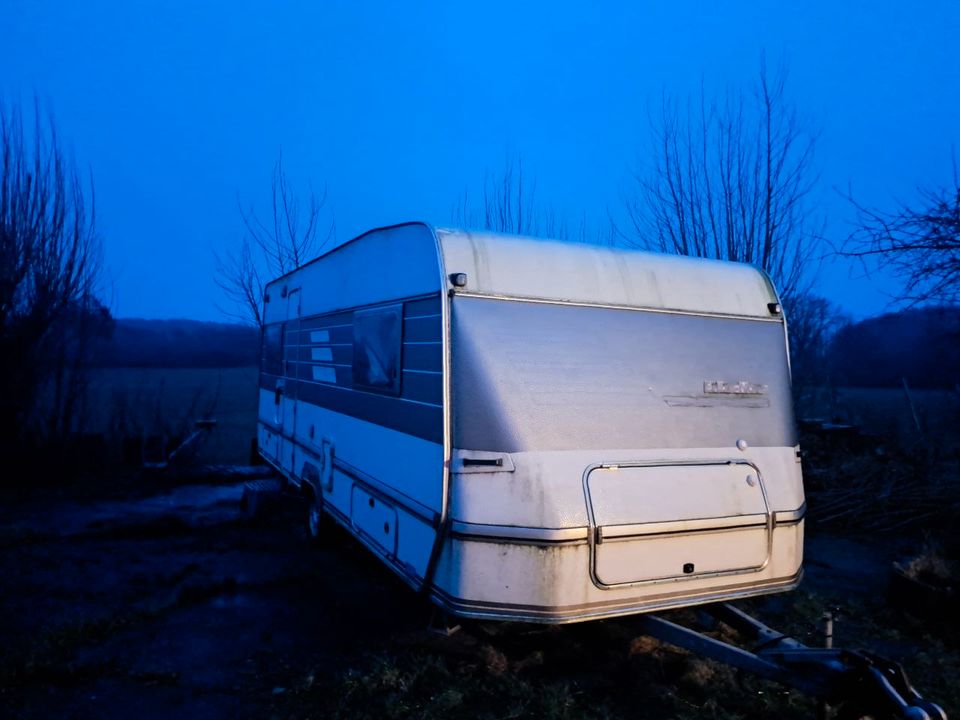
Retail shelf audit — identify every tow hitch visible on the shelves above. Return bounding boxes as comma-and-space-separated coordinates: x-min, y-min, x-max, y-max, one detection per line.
638, 602, 947, 720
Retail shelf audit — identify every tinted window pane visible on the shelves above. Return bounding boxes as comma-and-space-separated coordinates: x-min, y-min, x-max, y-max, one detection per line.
262, 323, 283, 376
352, 305, 402, 394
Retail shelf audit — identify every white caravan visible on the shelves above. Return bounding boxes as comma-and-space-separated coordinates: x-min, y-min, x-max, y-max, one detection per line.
257, 222, 805, 623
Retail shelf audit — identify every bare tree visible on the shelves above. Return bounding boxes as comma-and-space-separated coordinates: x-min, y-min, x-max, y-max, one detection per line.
0, 100, 103, 465
452, 154, 582, 240
621, 62, 821, 299
216, 154, 335, 326
786, 292, 849, 415
843, 163, 960, 306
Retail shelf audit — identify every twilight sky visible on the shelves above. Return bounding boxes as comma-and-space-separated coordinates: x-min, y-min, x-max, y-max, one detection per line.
3, 1, 959, 321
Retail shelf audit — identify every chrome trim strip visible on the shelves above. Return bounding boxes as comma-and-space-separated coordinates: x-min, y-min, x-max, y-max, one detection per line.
451, 290, 784, 323
445, 512, 804, 547
406, 312, 442, 320
449, 521, 589, 544
430, 569, 804, 625
598, 513, 768, 541
420, 224, 453, 594
774, 502, 806, 525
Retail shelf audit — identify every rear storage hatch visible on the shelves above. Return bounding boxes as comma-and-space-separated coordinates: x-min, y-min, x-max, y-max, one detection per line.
585, 462, 771, 587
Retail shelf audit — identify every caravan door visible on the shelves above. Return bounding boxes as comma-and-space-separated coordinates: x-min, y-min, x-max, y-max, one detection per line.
279, 287, 301, 472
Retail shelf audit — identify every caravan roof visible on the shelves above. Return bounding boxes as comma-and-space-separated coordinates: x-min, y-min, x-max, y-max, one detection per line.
264, 222, 780, 321
435, 228, 779, 319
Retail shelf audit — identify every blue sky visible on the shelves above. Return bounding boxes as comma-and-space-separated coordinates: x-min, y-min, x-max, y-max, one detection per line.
3, 1, 959, 320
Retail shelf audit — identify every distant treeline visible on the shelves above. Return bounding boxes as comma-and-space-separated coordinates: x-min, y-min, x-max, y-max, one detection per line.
829, 306, 960, 388
92, 319, 259, 368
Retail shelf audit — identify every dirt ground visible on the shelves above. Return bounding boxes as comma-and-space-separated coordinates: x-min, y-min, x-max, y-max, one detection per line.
0, 471, 956, 720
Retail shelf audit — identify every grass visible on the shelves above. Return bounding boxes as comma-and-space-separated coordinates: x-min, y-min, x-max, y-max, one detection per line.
269, 583, 959, 720
85, 365, 260, 465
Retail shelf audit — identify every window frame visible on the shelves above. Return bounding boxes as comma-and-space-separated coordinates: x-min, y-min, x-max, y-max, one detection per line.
261, 322, 284, 377
351, 304, 404, 396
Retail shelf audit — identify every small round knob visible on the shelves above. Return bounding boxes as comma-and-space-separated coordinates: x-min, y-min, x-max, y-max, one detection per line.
736, 438, 748, 451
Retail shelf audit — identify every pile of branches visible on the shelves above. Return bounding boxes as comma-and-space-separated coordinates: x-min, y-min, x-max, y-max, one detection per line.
803, 444, 960, 533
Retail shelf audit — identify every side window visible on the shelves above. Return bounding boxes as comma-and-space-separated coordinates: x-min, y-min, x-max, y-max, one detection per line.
352, 305, 403, 395
282, 323, 298, 377
261, 323, 284, 376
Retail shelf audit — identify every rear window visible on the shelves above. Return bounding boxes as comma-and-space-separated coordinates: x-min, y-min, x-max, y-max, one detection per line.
352, 305, 403, 394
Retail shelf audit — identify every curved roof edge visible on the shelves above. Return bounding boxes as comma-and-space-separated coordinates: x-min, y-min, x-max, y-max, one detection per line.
263, 220, 435, 289
436, 228, 780, 319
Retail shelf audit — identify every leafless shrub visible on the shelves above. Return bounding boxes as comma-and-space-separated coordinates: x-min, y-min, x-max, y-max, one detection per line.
216, 154, 335, 326
452, 154, 585, 241
621, 61, 822, 299
0, 99, 104, 469
843, 160, 960, 306
786, 293, 850, 415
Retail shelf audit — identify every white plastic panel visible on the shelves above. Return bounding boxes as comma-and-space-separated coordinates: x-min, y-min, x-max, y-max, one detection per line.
351, 486, 398, 557
263, 223, 442, 325
293, 397, 444, 511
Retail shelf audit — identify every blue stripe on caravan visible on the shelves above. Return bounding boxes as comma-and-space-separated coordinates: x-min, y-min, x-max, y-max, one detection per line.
403, 315, 442, 343
293, 379, 443, 444
289, 360, 442, 406
400, 369, 444, 405
300, 311, 353, 331
405, 296, 441, 318
260, 292, 445, 441
403, 343, 442, 373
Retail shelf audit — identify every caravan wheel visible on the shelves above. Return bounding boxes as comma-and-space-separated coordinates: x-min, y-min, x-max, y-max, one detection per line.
304, 491, 327, 547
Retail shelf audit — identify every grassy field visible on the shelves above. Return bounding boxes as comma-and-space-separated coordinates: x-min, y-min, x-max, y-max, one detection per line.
85, 366, 260, 465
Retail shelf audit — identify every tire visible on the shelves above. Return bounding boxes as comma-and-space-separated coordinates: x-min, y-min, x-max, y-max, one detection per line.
304, 491, 327, 547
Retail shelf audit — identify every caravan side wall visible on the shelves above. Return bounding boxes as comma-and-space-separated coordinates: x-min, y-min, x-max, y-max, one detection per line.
257, 223, 446, 586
